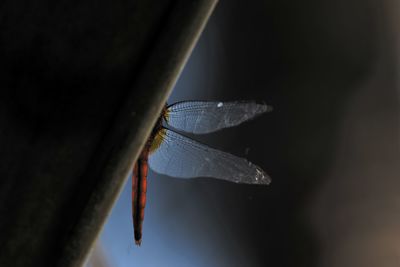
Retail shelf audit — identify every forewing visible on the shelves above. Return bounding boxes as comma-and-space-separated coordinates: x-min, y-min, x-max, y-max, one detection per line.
165, 101, 272, 134
148, 128, 271, 185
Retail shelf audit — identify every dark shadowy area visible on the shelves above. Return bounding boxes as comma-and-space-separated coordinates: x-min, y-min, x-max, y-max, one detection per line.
0, 0, 216, 266
0, 0, 169, 265
211, 0, 377, 265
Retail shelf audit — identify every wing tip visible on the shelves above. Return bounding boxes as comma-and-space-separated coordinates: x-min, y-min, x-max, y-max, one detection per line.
254, 167, 272, 185
256, 101, 273, 113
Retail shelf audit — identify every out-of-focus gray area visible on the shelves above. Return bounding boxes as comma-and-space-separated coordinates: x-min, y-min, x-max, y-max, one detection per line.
93, 0, 400, 266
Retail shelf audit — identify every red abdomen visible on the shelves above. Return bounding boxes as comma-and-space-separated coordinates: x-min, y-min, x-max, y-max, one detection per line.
132, 148, 149, 245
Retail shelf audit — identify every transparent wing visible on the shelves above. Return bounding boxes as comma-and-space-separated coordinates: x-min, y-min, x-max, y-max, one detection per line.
166, 101, 272, 134
148, 128, 271, 185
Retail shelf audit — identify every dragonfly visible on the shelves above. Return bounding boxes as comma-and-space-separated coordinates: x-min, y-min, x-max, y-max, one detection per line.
132, 100, 272, 245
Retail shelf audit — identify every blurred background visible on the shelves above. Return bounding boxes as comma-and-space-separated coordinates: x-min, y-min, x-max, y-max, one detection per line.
88, 0, 400, 266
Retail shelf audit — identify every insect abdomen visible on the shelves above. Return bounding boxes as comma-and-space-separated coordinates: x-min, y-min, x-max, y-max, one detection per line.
132, 148, 149, 245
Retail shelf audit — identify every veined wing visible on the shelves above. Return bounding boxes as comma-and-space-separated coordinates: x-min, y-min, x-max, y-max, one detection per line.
148, 128, 271, 185
165, 101, 272, 134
